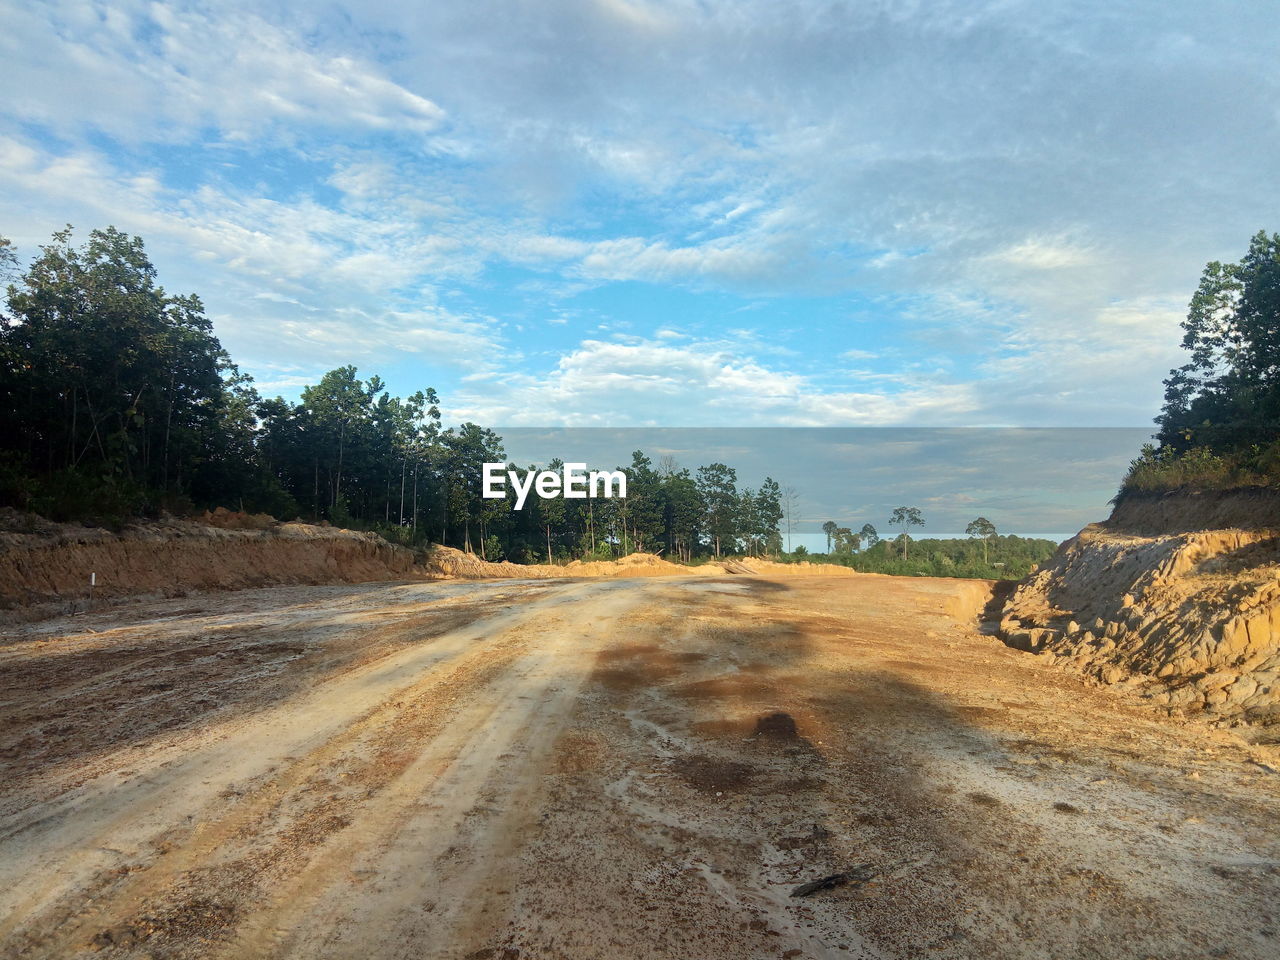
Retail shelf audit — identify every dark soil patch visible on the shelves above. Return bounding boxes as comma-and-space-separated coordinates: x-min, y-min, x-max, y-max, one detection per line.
671, 754, 756, 793
672, 674, 783, 702
966, 792, 1002, 807
596, 643, 663, 663
690, 717, 757, 740
754, 711, 800, 741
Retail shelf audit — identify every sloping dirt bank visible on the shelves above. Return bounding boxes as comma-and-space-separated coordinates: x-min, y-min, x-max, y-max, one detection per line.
1109, 487, 1280, 534
0, 512, 865, 618
1000, 491, 1280, 734
0, 513, 421, 614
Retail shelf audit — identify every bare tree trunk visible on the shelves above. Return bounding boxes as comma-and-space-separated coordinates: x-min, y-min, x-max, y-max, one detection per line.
162, 367, 174, 491
69, 388, 77, 474
335, 421, 345, 506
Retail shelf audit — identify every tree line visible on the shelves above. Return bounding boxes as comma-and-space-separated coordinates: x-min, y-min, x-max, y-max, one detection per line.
815, 509, 1051, 579
1124, 229, 1279, 493
0, 226, 787, 563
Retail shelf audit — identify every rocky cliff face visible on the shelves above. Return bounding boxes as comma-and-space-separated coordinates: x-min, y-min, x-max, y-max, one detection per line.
1000, 494, 1280, 731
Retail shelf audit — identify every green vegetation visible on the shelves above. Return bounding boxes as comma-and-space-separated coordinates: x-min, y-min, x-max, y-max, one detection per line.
857, 535, 1058, 579
1121, 230, 1280, 495
799, 509, 1056, 579
0, 226, 789, 562
787, 535, 1057, 580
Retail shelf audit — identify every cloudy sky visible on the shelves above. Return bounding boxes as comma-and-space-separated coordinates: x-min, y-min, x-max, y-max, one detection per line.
2, 0, 1277, 428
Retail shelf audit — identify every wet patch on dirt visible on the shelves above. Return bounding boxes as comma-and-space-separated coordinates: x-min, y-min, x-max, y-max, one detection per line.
670, 754, 756, 794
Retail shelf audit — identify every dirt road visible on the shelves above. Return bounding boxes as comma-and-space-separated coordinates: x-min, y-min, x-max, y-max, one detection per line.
1, 575, 1278, 959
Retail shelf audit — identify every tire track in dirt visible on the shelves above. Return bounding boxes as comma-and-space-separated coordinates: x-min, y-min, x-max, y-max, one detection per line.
0, 580, 622, 958
226, 581, 642, 959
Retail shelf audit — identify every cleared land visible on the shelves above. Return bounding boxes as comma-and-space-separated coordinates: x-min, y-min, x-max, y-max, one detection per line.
1, 575, 1278, 959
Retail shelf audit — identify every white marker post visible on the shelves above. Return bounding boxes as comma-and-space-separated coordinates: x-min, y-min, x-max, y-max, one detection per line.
88, 571, 95, 613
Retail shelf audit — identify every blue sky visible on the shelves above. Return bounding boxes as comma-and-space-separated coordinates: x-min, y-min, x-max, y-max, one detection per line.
2, 0, 1278, 429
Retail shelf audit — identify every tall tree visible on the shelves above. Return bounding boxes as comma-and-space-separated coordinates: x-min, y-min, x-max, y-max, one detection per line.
1158, 230, 1280, 455
1, 225, 226, 513
965, 516, 997, 564
756, 477, 783, 556
780, 485, 799, 553
696, 462, 738, 558
660, 467, 703, 562
888, 506, 924, 558
822, 520, 837, 553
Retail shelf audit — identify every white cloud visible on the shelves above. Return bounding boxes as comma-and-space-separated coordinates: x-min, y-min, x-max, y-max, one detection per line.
984, 236, 1096, 271
575, 236, 782, 285
449, 336, 980, 427
1, 1, 445, 143
2, 0, 1275, 428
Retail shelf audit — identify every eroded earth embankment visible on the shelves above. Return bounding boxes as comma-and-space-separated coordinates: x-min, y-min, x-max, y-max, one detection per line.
0, 511, 422, 614
0, 510, 861, 618
1000, 490, 1280, 732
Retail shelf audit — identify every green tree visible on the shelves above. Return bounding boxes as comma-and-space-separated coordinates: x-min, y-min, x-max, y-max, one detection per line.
888, 507, 924, 558
965, 516, 997, 564
660, 467, 703, 562
1, 225, 227, 516
859, 523, 879, 547
1158, 230, 1280, 456
624, 450, 664, 553
822, 519, 837, 553
755, 477, 783, 556
696, 462, 738, 557
832, 526, 860, 555
539, 458, 567, 562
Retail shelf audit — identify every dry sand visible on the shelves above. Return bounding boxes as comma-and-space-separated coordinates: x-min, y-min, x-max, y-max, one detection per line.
1, 574, 1277, 959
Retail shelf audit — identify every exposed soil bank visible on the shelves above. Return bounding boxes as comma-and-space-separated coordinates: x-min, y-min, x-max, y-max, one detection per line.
1109, 487, 1280, 534
0, 514, 421, 614
1000, 491, 1280, 734
0, 512, 865, 619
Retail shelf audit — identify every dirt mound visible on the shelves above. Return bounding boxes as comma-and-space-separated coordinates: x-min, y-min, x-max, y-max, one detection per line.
1000, 516, 1280, 730
197, 506, 276, 530
565, 551, 692, 577
423, 548, 864, 581
425, 547, 695, 580
716, 557, 859, 577
0, 515, 421, 615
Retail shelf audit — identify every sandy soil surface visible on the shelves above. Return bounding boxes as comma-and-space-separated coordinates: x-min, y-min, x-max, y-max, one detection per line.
1, 575, 1278, 959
